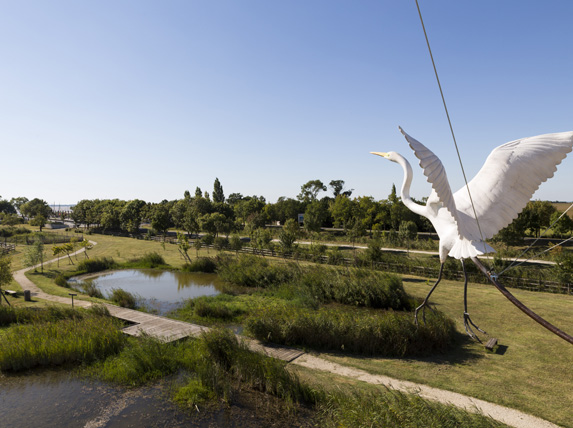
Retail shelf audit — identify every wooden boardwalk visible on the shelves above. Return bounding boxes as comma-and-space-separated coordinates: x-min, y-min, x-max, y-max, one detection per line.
106, 305, 304, 362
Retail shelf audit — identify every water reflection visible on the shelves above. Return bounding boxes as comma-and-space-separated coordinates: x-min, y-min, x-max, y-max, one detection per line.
73, 270, 226, 315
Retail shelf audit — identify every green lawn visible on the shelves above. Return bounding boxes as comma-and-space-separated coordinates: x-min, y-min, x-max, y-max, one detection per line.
10, 230, 573, 427
323, 274, 573, 428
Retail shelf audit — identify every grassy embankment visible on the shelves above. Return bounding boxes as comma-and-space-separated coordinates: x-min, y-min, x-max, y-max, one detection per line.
7, 229, 572, 426
0, 304, 506, 428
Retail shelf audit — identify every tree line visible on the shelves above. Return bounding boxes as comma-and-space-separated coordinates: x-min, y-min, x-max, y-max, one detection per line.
1, 179, 573, 246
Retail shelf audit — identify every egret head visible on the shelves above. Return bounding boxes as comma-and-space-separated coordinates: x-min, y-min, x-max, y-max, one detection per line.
371, 151, 399, 163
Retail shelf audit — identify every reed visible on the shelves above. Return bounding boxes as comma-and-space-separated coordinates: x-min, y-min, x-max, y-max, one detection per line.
319, 388, 506, 428
246, 306, 454, 357
108, 288, 137, 309
0, 311, 125, 371
76, 256, 117, 273
181, 257, 217, 273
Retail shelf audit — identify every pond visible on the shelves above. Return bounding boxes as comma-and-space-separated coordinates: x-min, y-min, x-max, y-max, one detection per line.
0, 369, 315, 428
0, 370, 196, 428
70, 270, 226, 314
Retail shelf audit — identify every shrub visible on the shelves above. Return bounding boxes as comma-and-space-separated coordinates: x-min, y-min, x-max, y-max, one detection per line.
182, 257, 217, 273
90, 335, 182, 386
77, 257, 116, 273
217, 255, 298, 288
0, 313, 125, 371
54, 273, 69, 288
108, 288, 137, 309
138, 252, 166, 268
246, 306, 454, 357
75, 280, 104, 299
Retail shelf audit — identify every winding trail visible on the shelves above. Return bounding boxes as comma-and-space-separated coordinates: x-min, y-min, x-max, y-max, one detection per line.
9, 241, 561, 428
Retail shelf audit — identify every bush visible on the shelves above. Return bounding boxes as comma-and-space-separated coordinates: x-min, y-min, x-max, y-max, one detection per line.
217, 255, 298, 288
138, 252, 166, 268
246, 306, 454, 357
90, 335, 182, 386
77, 257, 116, 273
54, 273, 69, 288
182, 257, 217, 273
0, 313, 125, 371
74, 280, 104, 299
109, 288, 137, 309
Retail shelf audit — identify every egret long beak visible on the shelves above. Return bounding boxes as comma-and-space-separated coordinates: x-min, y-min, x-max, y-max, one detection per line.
370, 152, 388, 157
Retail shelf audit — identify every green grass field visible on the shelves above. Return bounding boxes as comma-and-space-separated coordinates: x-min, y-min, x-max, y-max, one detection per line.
6, 229, 572, 427
324, 275, 573, 428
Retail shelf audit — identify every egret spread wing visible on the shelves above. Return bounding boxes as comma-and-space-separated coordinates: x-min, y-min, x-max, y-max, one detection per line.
454, 131, 573, 240
399, 127, 460, 227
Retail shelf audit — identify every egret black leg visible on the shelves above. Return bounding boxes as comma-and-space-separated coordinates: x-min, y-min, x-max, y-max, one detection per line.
461, 259, 486, 342
414, 263, 444, 325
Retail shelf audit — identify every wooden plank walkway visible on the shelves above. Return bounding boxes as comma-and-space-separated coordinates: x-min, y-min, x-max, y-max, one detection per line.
106, 305, 304, 362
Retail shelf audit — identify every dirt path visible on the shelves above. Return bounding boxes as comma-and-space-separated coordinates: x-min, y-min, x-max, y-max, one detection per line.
9, 241, 561, 428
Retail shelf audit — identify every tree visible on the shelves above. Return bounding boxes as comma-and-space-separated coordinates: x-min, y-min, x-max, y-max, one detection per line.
279, 219, 299, 252
52, 245, 63, 267
120, 199, 146, 234
10, 197, 29, 219
195, 187, 202, 198
21, 199, 51, 230
303, 200, 326, 236
523, 200, 557, 237
330, 195, 356, 230
213, 177, 225, 203
365, 234, 383, 266
329, 180, 353, 198
29, 215, 47, 231
0, 256, 13, 305
252, 227, 272, 254
297, 180, 326, 202
79, 239, 93, 259
229, 234, 243, 254
20, 198, 51, 220
25, 239, 45, 273
177, 232, 192, 264
0, 199, 16, 215
399, 220, 418, 255
151, 202, 173, 237
550, 210, 573, 237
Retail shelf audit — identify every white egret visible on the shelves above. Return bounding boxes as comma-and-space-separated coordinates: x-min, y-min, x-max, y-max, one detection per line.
372, 127, 573, 341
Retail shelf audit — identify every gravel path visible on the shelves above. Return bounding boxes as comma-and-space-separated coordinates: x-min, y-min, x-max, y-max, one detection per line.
9, 241, 561, 428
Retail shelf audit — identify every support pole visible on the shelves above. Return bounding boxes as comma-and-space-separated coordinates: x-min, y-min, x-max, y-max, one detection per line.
471, 257, 573, 345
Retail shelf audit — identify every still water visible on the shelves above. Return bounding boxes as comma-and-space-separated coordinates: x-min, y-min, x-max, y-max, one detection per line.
71, 270, 226, 314
0, 370, 200, 428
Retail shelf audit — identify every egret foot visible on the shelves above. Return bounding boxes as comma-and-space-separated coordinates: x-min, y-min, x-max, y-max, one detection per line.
414, 301, 435, 326
414, 263, 444, 327
463, 312, 486, 342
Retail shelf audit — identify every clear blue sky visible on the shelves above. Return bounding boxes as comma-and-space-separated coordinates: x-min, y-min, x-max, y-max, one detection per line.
2, 1, 572, 205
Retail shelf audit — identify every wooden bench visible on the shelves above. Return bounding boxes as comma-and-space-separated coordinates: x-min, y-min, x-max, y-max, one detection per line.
485, 337, 498, 351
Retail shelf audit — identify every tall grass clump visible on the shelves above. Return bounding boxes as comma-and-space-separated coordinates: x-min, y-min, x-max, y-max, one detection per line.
180, 328, 321, 405
0, 312, 125, 371
136, 252, 166, 268
299, 267, 412, 310
246, 306, 454, 357
217, 255, 297, 288
320, 389, 506, 428
182, 257, 217, 273
89, 335, 182, 386
54, 273, 69, 287
72, 280, 104, 299
192, 296, 245, 321
77, 257, 117, 273
0, 305, 103, 327
108, 288, 137, 308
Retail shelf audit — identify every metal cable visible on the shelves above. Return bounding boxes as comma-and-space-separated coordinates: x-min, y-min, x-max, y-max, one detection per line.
414, 0, 488, 257
498, 202, 573, 275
